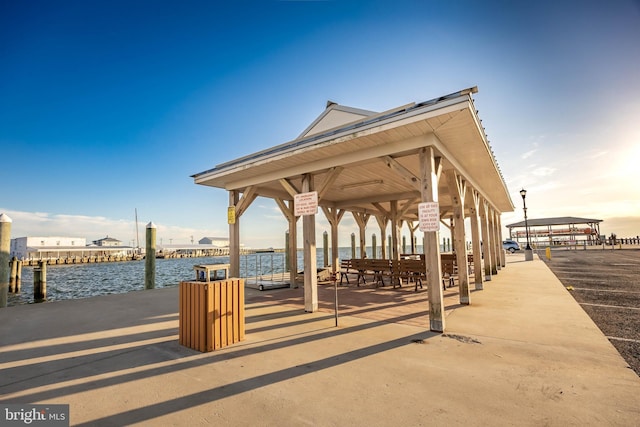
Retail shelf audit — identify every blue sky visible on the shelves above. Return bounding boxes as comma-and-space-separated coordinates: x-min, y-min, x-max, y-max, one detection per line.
2, 0, 639, 248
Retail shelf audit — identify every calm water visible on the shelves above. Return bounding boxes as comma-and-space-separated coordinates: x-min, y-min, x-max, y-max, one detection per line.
7, 247, 376, 306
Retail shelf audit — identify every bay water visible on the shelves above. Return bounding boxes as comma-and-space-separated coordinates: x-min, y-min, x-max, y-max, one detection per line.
7, 247, 368, 306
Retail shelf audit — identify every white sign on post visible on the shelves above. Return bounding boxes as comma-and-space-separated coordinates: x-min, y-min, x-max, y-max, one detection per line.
294, 191, 318, 216
418, 202, 440, 232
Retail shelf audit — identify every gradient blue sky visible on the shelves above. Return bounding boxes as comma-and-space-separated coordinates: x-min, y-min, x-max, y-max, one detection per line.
2, 0, 639, 248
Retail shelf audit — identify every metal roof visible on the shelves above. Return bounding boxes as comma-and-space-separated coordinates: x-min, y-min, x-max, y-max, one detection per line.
506, 217, 603, 228
193, 87, 514, 220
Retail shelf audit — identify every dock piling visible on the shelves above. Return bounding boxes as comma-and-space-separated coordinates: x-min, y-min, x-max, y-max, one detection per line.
0, 213, 11, 308
9, 257, 17, 292
145, 222, 156, 290
34, 260, 47, 302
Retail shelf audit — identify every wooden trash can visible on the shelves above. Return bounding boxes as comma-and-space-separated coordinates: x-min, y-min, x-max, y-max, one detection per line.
179, 278, 245, 352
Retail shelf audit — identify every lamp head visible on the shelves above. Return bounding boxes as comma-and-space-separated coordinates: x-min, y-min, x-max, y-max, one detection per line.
519, 188, 527, 199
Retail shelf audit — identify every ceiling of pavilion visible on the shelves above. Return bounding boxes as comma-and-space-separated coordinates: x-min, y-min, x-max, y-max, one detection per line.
193, 87, 515, 221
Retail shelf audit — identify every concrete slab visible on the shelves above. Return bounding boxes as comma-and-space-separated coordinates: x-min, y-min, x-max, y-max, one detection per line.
1, 253, 639, 426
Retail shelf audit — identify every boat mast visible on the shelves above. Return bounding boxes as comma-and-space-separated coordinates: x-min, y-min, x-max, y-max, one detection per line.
135, 208, 140, 250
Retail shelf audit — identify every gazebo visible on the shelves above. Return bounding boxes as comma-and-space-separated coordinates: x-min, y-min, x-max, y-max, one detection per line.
192, 87, 514, 332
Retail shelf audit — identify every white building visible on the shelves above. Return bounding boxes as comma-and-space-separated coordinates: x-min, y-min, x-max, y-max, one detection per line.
10, 236, 87, 259
198, 236, 229, 246
92, 236, 122, 246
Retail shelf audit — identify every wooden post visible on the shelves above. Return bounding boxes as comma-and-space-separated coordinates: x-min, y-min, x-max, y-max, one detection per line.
420, 147, 445, 332
480, 199, 492, 281
285, 231, 290, 272
34, 260, 47, 302
15, 260, 22, 292
371, 233, 377, 259
351, 233, 356, 259
9, 256, 17, 293
301, 174, 318, 312
0, 213, 11, 307
145, 222, 156, 290
445, 169, 470, 304
469, 190, 484, 290
323, 231, 329, 268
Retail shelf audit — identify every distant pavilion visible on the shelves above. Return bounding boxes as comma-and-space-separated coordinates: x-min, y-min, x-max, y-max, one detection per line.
506, 216, 603, 246
192, 87, 514, 332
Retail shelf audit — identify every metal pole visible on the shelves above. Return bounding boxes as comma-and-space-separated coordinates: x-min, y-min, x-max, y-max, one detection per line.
523, 199, 531, 250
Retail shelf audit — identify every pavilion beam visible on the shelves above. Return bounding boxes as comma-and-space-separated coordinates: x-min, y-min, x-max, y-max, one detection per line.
317, 167, 343, 200
382, 156, 422, 192
469, 189, 484, 290
420, 147, 445, 332
275, 198, 299, 288
301, 174, 318, 312
445, 169, 470, 305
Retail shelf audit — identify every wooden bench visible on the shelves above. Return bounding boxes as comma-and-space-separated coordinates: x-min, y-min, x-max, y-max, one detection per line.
339, 259, 352, 285
350, 258, 393, 287
440, 254, 457, 290
392, 259, 425, 291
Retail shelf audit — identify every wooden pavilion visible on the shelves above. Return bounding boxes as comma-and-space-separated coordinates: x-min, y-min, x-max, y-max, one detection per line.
192, 86, 514, 332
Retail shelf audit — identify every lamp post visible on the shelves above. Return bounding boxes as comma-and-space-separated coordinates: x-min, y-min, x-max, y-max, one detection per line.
520, 189, 533, 261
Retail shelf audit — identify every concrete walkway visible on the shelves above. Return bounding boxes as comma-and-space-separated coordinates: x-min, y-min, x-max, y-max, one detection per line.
1, 253, 639, 426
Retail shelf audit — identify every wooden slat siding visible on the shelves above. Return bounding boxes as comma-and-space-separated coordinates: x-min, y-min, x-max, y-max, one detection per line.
213, 281, 221, 350
179, 282, 184, 346
220, 280, 228, 347
179, 280, 245, 352
238, 278, 245, 341
206, 283, 213, 352
226, 280, 234, 345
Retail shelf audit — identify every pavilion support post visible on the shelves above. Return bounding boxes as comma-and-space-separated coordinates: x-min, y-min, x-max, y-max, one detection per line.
497, 215, 506, 267
445, 169, 470, 305
0, 213, 12, 308
302, 174, 318, 312
489, 209, 499, 275
229, 191, 241, 278
275, 198, 299, 288
288, 221, 298, 287
420, 147, 445, 332
390, 201, 400, 261
469, 190, 484, 290
321, 207, 345, 276
480, 199, 493, 281
372, 205, 389, 259
352, 212, 370, 258
378, 220, 388, 259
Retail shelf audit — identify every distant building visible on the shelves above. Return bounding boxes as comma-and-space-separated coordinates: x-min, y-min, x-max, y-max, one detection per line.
506, 216, 603, 246
92, 236, 122, 246
10, 236, 87, 259
198, 237, 229, 246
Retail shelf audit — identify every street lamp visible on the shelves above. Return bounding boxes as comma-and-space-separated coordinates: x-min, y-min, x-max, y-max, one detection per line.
520, 188, 532, 251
